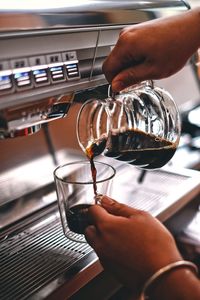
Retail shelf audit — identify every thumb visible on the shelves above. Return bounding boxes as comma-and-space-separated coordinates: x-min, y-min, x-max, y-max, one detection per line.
84, 225, 99, 248
100, 196, 139, 218
112, 63, 154, 92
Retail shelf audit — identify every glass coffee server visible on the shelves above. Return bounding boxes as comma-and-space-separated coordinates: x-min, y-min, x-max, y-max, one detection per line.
77, 81, 181, 170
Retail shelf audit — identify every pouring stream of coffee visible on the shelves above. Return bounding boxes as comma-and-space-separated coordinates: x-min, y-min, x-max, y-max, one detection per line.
84, 85, 116, 203
85, 145, 98, 201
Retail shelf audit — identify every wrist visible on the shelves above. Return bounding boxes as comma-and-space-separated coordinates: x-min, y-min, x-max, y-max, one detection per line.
150, 268, 199, 300
142, 260, 199, 300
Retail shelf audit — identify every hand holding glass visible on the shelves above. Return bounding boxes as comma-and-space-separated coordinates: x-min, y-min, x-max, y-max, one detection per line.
54, 160, 115, 243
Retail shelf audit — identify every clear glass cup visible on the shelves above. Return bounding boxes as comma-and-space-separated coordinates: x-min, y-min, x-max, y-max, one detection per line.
54, 160, 116, 243
77, 81, 181, 169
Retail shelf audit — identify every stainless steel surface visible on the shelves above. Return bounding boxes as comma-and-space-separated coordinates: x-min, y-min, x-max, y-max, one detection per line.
0, 0, 188, 138
0, 1, 188, 33
110, 161, 200, 222
0, 210, 94, 300
0, 158, 199, 300
0, 94, 74, 138
1, 1, 198, 299
0, 149, 83, 228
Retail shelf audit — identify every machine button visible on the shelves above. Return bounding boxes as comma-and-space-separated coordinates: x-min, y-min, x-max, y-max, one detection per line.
62, 51, 80, 80
65, 61, 80, 80
0, 70, 13, 91
46, 53, 65, 83
0, 61, 13, 93
29, 56, 50, 86
11, 58, 32, 90
49, 63, 65, 82
32, 66, 49, 86
13, 67, 32, 90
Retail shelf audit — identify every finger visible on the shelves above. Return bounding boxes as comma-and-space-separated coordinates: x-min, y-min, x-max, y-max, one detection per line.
84, 225, 99, 248
111, 63, 154, 92
87, 204, 113, 225
100, 196, 139, 218
102, 30, 146, 84
102, 42, 143, 84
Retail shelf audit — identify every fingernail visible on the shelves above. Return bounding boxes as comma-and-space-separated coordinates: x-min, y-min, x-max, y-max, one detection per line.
112, 81, 125, 92
94, 194, 104, 204
101, 196, 115, 206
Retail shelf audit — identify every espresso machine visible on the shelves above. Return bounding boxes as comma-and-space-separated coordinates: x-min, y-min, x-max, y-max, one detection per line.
0, 1, 200, 299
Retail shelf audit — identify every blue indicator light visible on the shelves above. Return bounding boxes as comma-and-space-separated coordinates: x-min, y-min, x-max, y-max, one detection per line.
0, 75, 9, 81
50, 66, 62, 72
33, 69, 46, 75
14, 72, 29, 79
67, 64, 77, 68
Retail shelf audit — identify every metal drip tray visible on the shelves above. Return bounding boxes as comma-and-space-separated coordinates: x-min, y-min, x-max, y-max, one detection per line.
0, 211, 94, 300
0, 160, 199, 300
110, 163, 200, 221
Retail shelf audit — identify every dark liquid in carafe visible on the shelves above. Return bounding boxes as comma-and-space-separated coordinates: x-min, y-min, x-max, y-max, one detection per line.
66, 203, 91, 234
85, 129, 177, 169
105, 129, 177, 169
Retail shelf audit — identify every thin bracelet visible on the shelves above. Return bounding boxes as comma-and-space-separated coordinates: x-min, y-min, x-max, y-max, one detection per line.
141, 260, 198, 299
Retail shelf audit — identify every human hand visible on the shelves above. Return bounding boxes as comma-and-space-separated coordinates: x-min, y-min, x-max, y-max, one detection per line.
103, 8, 200, 92
85, 196, 182, 297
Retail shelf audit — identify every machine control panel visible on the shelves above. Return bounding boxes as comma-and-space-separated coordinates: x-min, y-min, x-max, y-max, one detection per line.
13, 67, 32, 90
0, 51, 80, 95
0, 70, 13, 92
0, 60, 13, 92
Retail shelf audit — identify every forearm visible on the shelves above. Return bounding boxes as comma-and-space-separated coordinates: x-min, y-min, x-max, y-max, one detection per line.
148, 267, 200, 300
146, 6, 200, 57
178, 7, 200, 51
103, 6, 200, 90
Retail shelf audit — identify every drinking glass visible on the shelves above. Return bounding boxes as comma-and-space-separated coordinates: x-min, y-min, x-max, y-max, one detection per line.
54, 160, 116, 243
